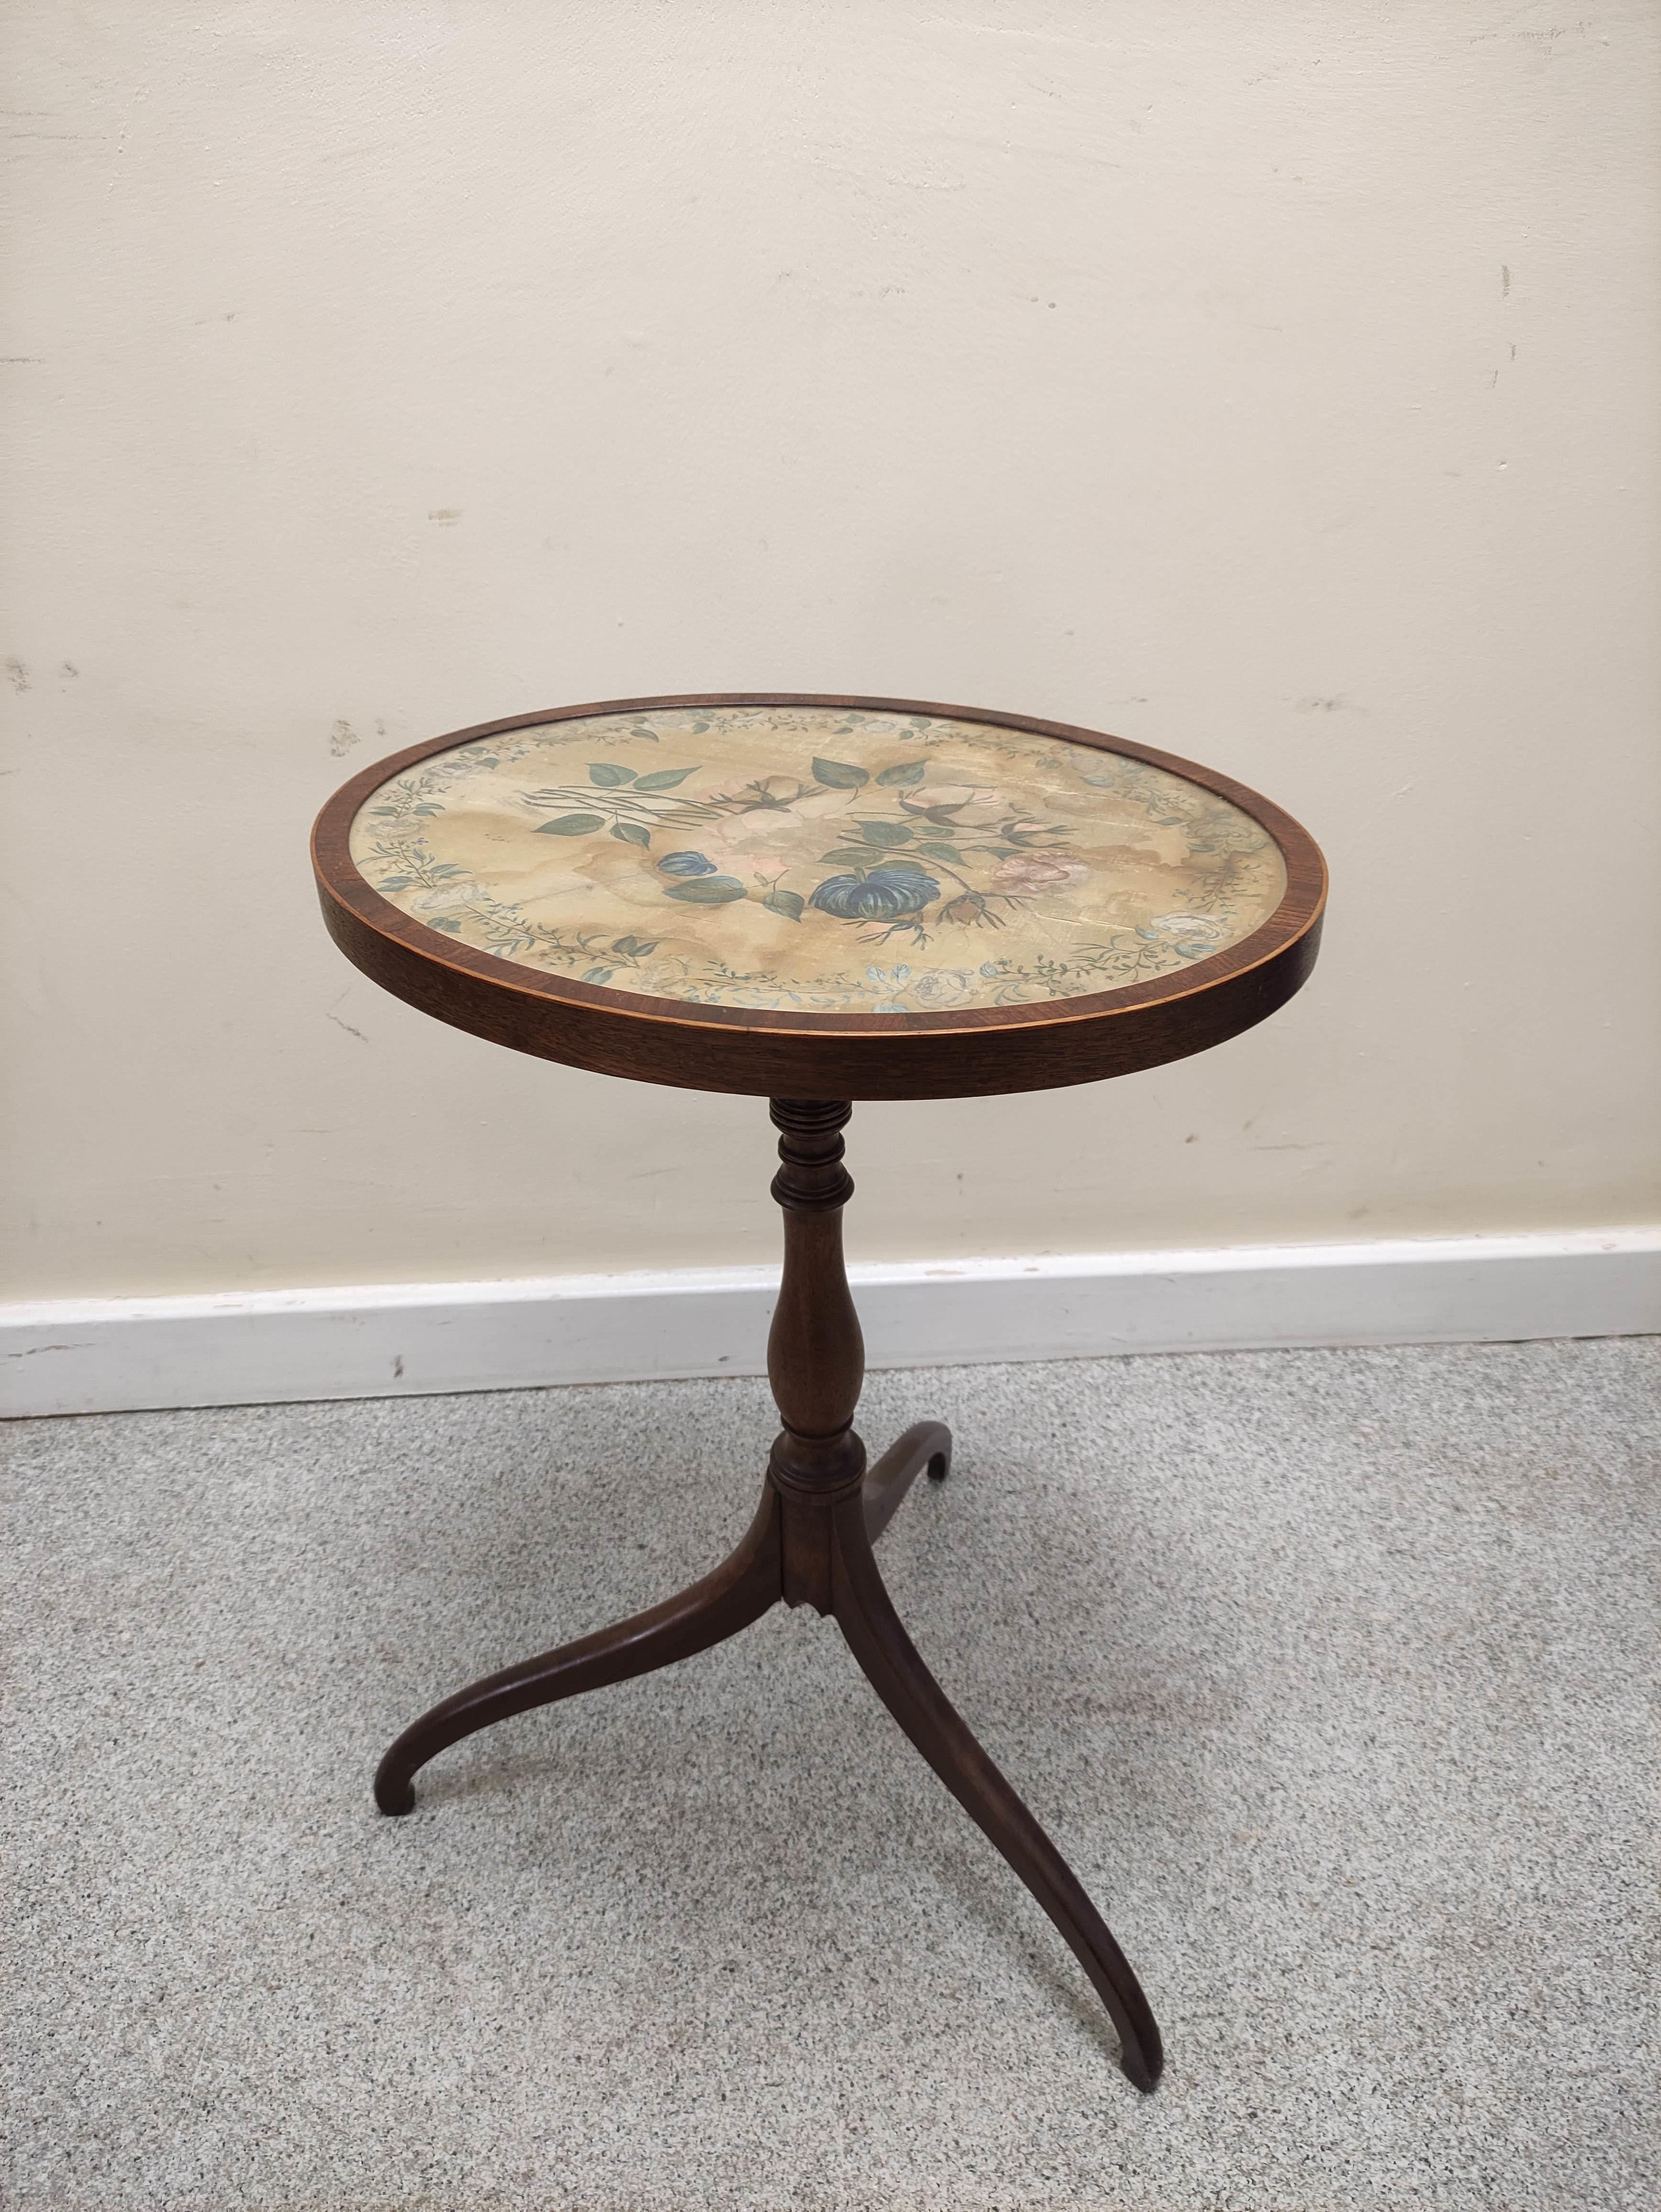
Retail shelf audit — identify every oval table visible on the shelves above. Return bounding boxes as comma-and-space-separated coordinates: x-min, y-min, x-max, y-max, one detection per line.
312, 692, 1327, 2092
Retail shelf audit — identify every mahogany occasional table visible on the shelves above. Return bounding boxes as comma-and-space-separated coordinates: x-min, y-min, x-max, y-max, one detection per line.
311, 692, 1326, 2092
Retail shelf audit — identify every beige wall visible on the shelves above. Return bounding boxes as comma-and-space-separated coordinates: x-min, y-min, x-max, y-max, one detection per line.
3, 1, 1657, 1301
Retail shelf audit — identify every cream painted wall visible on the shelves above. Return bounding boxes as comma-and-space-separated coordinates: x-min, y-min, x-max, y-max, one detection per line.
3, 1, 1657, 1301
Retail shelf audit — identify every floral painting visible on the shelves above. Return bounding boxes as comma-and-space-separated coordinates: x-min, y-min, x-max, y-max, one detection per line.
347, 706, 1287, 1014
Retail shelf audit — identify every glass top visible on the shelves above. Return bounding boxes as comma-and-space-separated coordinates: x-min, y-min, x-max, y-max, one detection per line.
348, 704, 1287, 1016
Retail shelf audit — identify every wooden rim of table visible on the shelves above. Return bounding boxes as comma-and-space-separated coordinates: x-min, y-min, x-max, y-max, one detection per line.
311, 693, 1328, 1100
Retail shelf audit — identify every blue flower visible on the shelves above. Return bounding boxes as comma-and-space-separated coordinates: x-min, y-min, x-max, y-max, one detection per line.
658, 850, 716, 877
810, 866, 940, 922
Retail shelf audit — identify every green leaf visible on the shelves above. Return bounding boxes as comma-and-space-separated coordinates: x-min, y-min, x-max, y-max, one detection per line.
869, 856, 930, 875
819, 849, 876, 868
583, 966, 614, 984
628, 726, 660, 742
535, 813, 605, 836
762, 886, 805, 921
611, 935, 659, 957
375, 875, 413, 892
633, 765, 700, 793
857, 820, 912, 847
412, 803, 443, 816
875, 760, 926, 786
589, 762, 636, 786
664, 874, 748, 903
611, 820, 652, 846
812, 756, 868, 788
427, 915, 463, 933
916, 843, 965, 863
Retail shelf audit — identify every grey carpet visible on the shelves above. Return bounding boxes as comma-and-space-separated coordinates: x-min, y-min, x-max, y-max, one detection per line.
2, 1339, 1656, 2211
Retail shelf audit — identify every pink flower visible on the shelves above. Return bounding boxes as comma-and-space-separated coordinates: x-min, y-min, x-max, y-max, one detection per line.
992, 852, 1090, 895
911, 967, 976, 1008
709, 787, 851, 870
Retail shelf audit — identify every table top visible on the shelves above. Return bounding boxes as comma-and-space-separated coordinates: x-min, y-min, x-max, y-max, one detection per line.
312, 695, 1326, 1099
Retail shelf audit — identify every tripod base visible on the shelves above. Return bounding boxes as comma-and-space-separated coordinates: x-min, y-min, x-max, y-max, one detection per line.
373, 1420, 1163, 2092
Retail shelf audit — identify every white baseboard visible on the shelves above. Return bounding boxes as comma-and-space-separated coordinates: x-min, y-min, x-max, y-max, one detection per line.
3, 1228, 1656, 1419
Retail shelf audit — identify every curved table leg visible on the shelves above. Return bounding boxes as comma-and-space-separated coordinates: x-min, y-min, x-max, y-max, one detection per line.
829, 1486, 1163, 2091
375, 1485, 783, 1815
862, 1419, 952, 1545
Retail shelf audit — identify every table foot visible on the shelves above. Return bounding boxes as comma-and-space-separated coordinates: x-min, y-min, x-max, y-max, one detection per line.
373, 1485, 783, 1815
862, 1419, 952, 1545
369, 1097, 1163, 2085
828, 1483, 1164, 2092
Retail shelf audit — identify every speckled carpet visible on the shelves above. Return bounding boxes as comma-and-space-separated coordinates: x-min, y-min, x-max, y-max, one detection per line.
3, 1338, 1656, 2209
